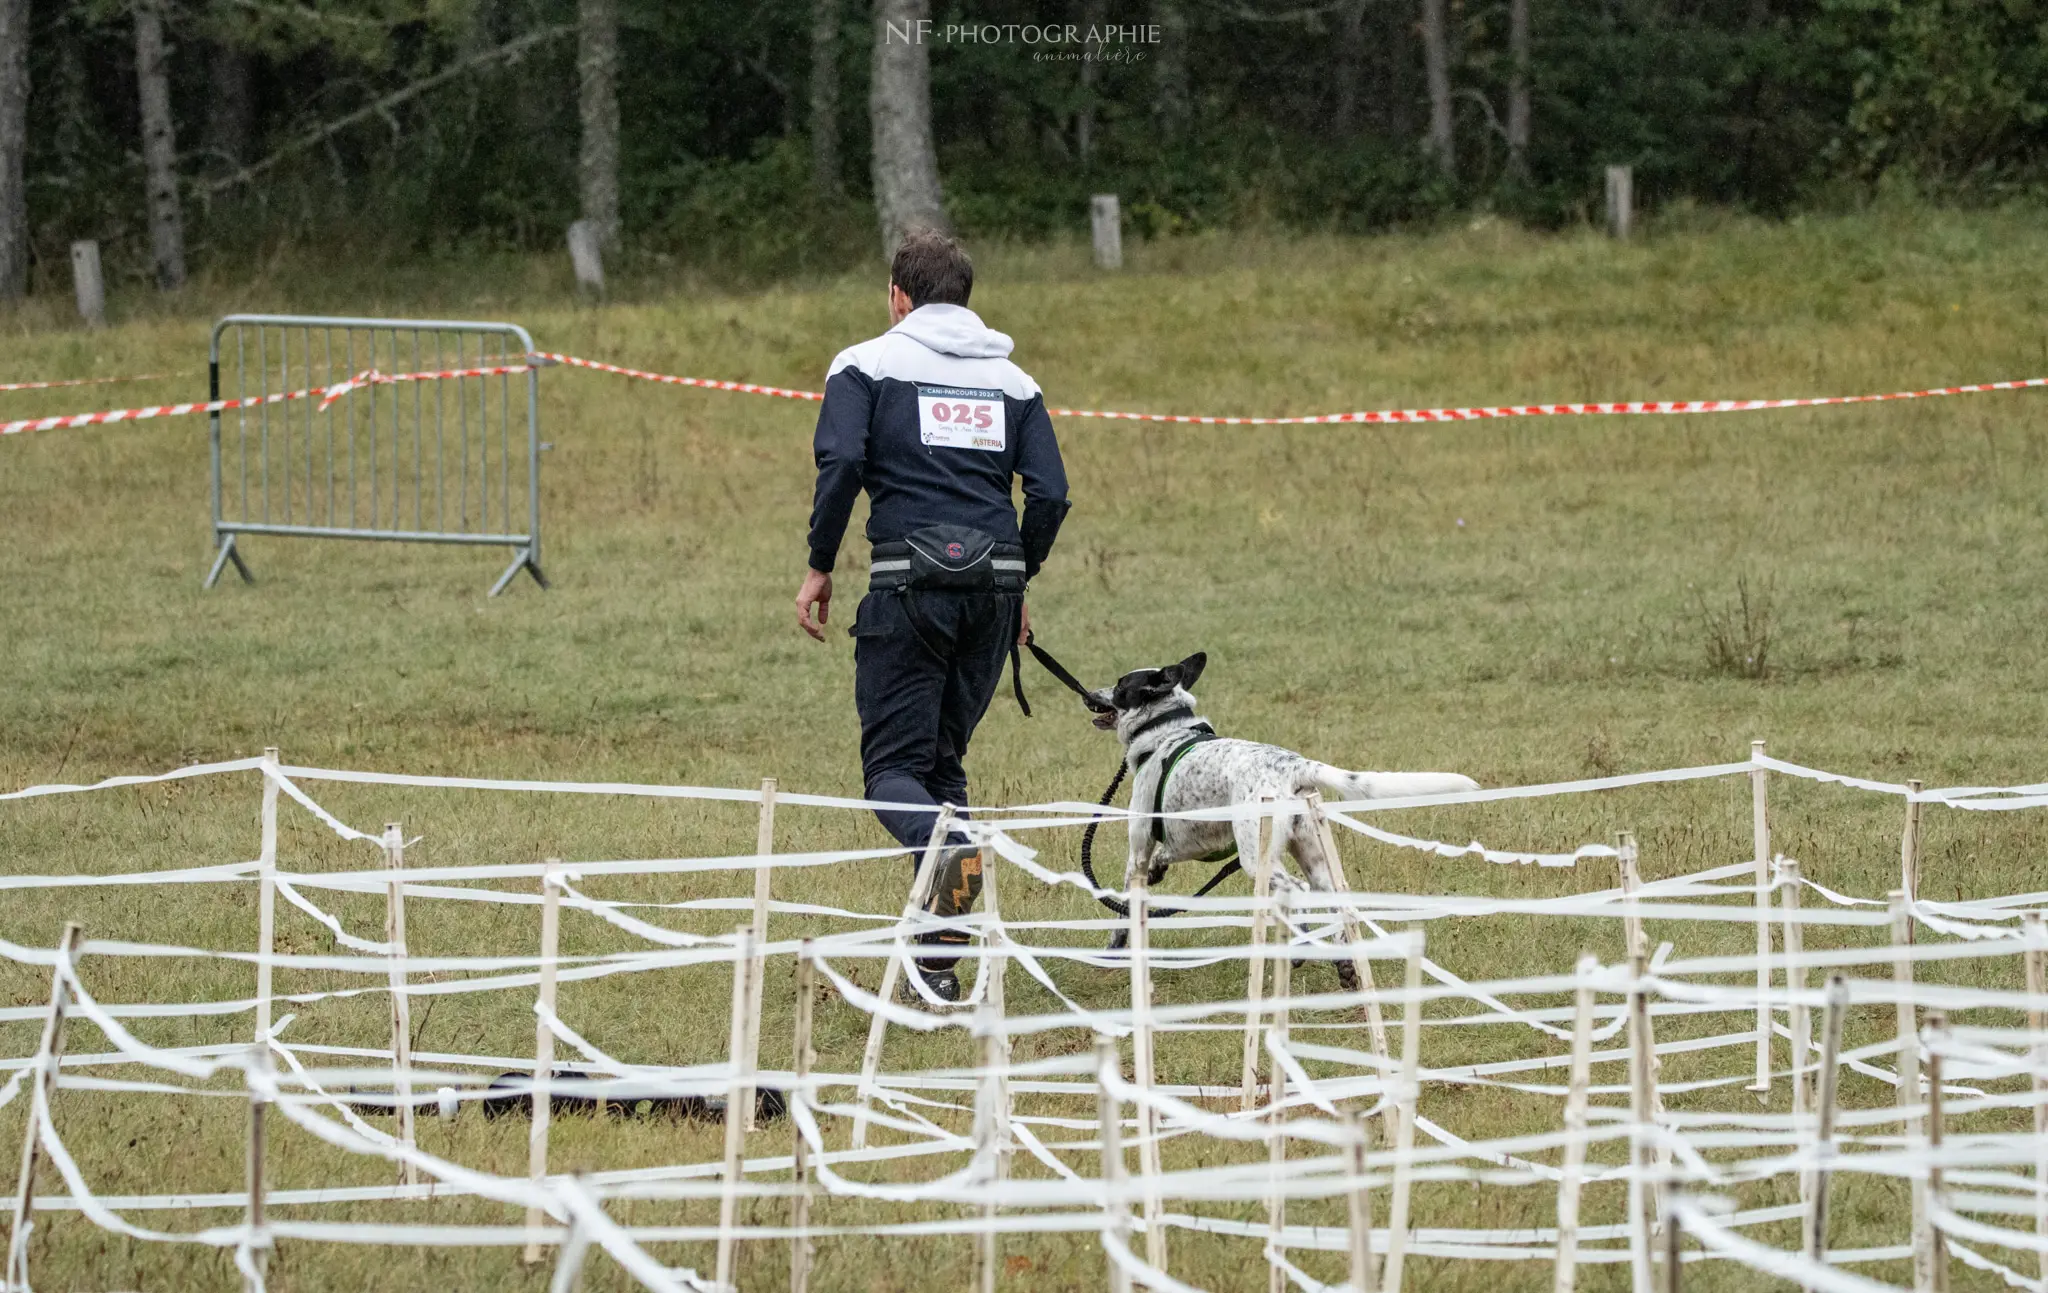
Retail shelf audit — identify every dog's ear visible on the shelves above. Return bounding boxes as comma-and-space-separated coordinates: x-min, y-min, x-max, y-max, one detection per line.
1167, 652, 1207, 691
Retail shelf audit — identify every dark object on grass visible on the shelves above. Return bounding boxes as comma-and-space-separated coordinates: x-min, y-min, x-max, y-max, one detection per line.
476, 1070, 786, 1123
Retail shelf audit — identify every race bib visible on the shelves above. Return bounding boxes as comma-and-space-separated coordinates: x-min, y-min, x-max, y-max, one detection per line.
917, 386, 1007, 452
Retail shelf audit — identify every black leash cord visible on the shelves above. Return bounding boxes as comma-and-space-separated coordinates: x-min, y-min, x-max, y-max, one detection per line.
1078, 760, 1245, 920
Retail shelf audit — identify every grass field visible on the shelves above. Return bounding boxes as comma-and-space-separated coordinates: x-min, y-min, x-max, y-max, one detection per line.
4, 205, 2048, 1291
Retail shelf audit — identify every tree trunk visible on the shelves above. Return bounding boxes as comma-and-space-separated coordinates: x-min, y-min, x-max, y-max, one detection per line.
203, 45, 252, 175
0, 0, 28, 301
134, 0, 186, 291
1420, 0, 1454, 177
1506, 0, 1529, 176
578, 0, 620, 246
1076, 0, 1106, 163
1153, 0, 1189, 143
868, 0, 947, 253
1334, 0, 1366, 138
811, 0, 842, 195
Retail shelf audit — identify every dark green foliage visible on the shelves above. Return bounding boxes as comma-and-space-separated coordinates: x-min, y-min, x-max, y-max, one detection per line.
14, 0, 2048, 287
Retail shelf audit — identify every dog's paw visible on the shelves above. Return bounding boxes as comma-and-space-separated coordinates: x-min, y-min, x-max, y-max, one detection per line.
1105, 927, 1130, 954
1146, 860, 1169, 888
1336, 961, 1361, 993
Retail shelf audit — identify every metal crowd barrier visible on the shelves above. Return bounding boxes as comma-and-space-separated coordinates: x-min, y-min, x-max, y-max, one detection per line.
205, 314, 548, 596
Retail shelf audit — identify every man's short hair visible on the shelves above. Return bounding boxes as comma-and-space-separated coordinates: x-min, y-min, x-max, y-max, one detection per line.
891, 230, 973, 308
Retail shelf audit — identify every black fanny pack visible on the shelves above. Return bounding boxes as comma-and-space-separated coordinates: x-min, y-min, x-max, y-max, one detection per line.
871, 526, 1026, 593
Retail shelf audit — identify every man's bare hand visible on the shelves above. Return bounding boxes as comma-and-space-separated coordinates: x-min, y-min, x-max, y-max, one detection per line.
796, 569, 833, 641
1018, 600, 1032, 646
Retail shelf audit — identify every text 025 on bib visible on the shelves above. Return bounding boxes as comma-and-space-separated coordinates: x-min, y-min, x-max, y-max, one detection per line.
917, 385, 1007, 452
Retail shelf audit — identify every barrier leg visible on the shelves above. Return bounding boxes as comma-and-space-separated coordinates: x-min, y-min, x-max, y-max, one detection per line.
205, 532, 254, 587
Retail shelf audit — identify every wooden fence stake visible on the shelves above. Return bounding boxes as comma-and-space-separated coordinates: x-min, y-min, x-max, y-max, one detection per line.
523, 867, 563, 1266
1778, 859, 1811, 1121
255, 747, 279, 1045
1627, 951, 1657, 1293
5, 924, 83, 1293
1552, 952, 1598, 1293
1314, 792, 1398, 1148
1619, 831, 1646, 963
1090, 194, 1123, 270
1925, 1011, 1950, 1293
1381, 927, 1424, 1293
383, 822, 418, 1187
1346, 1110, 1378, 1293
1605, 165, 1633, 240
852, 806, 955, 1150
1804, 974, 1848, 1279
716, 926, 756, 1290
973, 987, 1006, 1293
980, 837, 1012, 1176
791, 940, 817, 1293
69, 240, 105, 329
1241, 795, 1279, 1110
244, 1040, 272, 1292
1901, 781, 1924, 943
1891, 890, 1932, 1291
1127, 860, 1167, 1273
1266, 895, 1292, 1293
1097, 1035, 1134, 1293
1750, 741, 1773, 1095
2025, 910, 2047, 1292
1660, 1192, 1683, 1293
744, 777, 777, 1132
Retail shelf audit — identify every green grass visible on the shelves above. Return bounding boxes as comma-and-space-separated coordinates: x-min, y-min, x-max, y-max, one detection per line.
4, 206, 2048, 1290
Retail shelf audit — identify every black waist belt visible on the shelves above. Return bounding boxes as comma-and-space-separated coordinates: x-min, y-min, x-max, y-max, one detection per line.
869, 539, 1027, 592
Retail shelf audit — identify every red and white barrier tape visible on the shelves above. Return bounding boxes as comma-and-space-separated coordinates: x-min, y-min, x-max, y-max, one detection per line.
0, 372, 188, 394
7, 349, 2047, 438
0, 362, 532, 437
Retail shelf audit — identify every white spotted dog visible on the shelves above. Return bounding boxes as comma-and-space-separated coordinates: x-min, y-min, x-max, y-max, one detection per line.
1088, 653, 1478, 981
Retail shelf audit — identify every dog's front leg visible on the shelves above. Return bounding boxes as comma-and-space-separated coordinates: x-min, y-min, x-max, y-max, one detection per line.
1106, 820, 1157, 954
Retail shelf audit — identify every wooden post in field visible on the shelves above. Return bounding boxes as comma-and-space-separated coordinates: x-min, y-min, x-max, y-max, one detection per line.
2025, 911, 2047, 1289
1901, 781, 1924, 943
1890, 890, 1932, 1291
1381, 928, 1424, 1293
1924, 1011, 1950, 1293
1619, 831, 1645, 963
1552, 952, 1597, 1293
1090, 194, 1123, 270
1627, 951, 1657, 1293
566, 219, 605, 297
1778, 859, 1811, 1121
1125, 862, 1167, 1273
980, 832, 1012, 1173
852, 806, 955, 1150
244, 1040, 272, 1292
1241, 795, 1279, 1110
1313, 792, 1398, 1148
973, 988, 1006, 1293
523, 867, 563, 1266
1346, 1110, 1378, 1293
1805, 974, 1848, 1276
743, 777, 777, 1132
1750, 741, 1773, 1096
255, 747, 280, 1045
1266, 894, 1292, 1293
717, 926, 756, 1290
790, 940, 817, 1293
6, 924, 83, 1293
1605, 166, 1633, 240
383, 822, 418, 1186
1097, 1035, 1135, 1293
69, 240, 105, 329
1661, 1194, 1683, 1293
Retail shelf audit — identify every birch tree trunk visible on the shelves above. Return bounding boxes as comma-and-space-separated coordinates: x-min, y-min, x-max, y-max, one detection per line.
1507, 0, 1530, 176
1153, 0, 1189, 143
134, 0, 186, 291
1420, 0, 1455, 178
1334, 0, 1366, 137
578, 0, 620, 246
811, 0, 842, 196
869, 0, 948, 252
0, 0, 28, 301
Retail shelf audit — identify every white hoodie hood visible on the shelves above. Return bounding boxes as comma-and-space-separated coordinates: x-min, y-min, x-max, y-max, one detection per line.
887, 304, 1015, 359
827, 303, 1039, 398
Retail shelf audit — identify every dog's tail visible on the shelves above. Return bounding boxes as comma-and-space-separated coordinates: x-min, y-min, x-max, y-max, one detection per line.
1308, 764, 1479, 802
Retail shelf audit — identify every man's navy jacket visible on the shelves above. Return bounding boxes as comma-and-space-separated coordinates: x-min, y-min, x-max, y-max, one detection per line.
806, 304, 1070, 579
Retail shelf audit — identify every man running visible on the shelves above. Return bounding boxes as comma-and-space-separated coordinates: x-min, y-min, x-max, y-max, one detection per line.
795, 229, 1070, 1002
